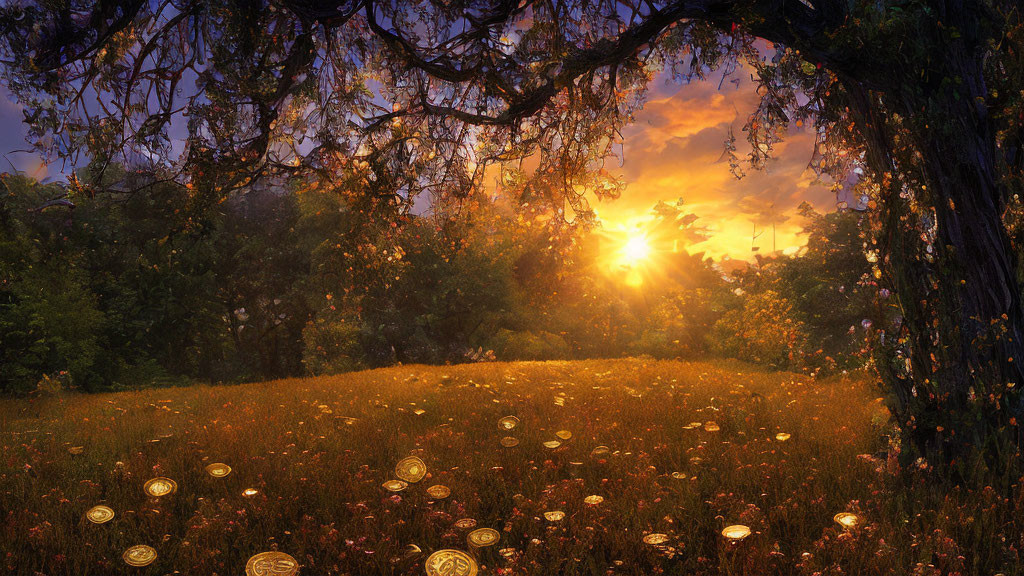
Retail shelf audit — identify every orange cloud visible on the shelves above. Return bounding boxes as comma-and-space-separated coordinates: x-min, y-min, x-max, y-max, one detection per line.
592, 68, 838, 260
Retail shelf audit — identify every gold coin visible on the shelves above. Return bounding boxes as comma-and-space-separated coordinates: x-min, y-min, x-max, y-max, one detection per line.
425, 549, 478, 576
143, 477, 177, 497
591, 445, 610, 456
542, 440, 561, 449
704, 422, 720, 432
205, 463, 232, 478
555, 430, 572, 440
671, 472, 687, 480
243, 488, 260, 497
123, 544, 157, 567
454, 518, 477, 529
68, 446, 84, 455
395, 456, 427, 483
426, 484, 451, 499
383, 479, 409, 492
405, 544, 422, 556
775, 433, 791, 442
467, 528, 500, 547
833, 512, 860, 529
245, 551, 299, 576
543, 511, 565, 522
722, 524, 751, 541
584, 495, 604, 505
497, 416, 520, 431
86, 505, 115, 524
499, 436, 519, 447
643, 533, 670, 545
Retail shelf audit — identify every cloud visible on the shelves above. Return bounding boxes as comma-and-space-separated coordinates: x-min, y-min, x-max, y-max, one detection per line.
593, 68, 838, 260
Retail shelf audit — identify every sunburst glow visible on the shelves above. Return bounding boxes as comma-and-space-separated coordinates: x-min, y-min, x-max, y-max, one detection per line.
622, 235, 651, 263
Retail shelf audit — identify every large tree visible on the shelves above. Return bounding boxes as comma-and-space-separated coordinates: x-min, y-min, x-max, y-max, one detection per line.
0, 0, 1021, 475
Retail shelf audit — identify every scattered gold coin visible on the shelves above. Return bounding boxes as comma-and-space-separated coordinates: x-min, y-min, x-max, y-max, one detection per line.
500, 436, 519, 447
555, 430, 572, 440
424, 549, 477, 576
395, 456, 427, 483
383, 479, 409, 492
85, 505, 114, 524
123, 545, 157, 567
454, 518, 477, 529
643, 533, 669, 545
834, 512, 860, 529
498, 416, 520, 430
544, 510, 565, 522
467, 527, 500, 547
205, 462, 232, 478
245, 551, 299, 576
426, 485, 451, 499
143, 477, 177, 498
722, 524, 751, 541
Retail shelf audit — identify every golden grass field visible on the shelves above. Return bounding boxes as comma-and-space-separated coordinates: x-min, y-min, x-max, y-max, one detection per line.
1, 358, 1020, 575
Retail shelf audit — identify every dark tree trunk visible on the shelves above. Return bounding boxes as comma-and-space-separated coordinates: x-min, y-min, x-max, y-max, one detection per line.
845, 30, 1024, 477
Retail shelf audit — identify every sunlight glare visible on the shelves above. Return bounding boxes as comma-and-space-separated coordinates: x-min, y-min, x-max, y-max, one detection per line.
622, 234, 651, 263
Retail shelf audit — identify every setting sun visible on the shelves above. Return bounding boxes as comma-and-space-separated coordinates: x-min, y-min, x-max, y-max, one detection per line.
622, 234, 652, 263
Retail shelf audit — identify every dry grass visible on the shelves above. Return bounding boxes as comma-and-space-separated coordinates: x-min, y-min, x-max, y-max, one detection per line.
0, 358, 1019, 575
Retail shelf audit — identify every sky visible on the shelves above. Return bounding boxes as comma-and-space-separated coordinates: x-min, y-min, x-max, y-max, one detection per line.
590, 67, 839, 260
0, 65, 839, 261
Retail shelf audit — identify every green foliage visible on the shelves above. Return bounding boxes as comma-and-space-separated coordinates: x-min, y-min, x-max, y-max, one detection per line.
0, 166, 875, 391
711, 289, 810, 369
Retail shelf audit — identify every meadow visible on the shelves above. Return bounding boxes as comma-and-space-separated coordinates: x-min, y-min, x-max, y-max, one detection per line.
0, 358, 1019, 575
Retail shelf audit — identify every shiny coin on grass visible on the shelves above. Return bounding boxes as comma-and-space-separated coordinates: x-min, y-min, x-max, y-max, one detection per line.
68, 446, 84, 455
584, 495, 604, 505
123, 545, 157, 567
242, 488, 259, 497
426, 484, 451, 499
383, 479, 409, 492
86, 505, 115, 524
834, 512, 860, 529
704, 422, 721, 432
245, 551, 299, 576
775, 433, 791, 442
544, 511, 565, 522
425, 549, 477, 576
395, 456, 427, 483
722, 525, 751, 541
542, 440, 562, 449
467, 527, 500, 547
143, 477, 177, 497
454, 518, 477, 529
205, 462, 232, 478
500, 436, 519, 447
498, 416, 520, 430
643, 533, 670, 546
555, 430, 572, 440
671, 472, 687, 480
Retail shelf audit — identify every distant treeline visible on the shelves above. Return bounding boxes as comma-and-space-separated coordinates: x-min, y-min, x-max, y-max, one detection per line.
0, 171, 877, 393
